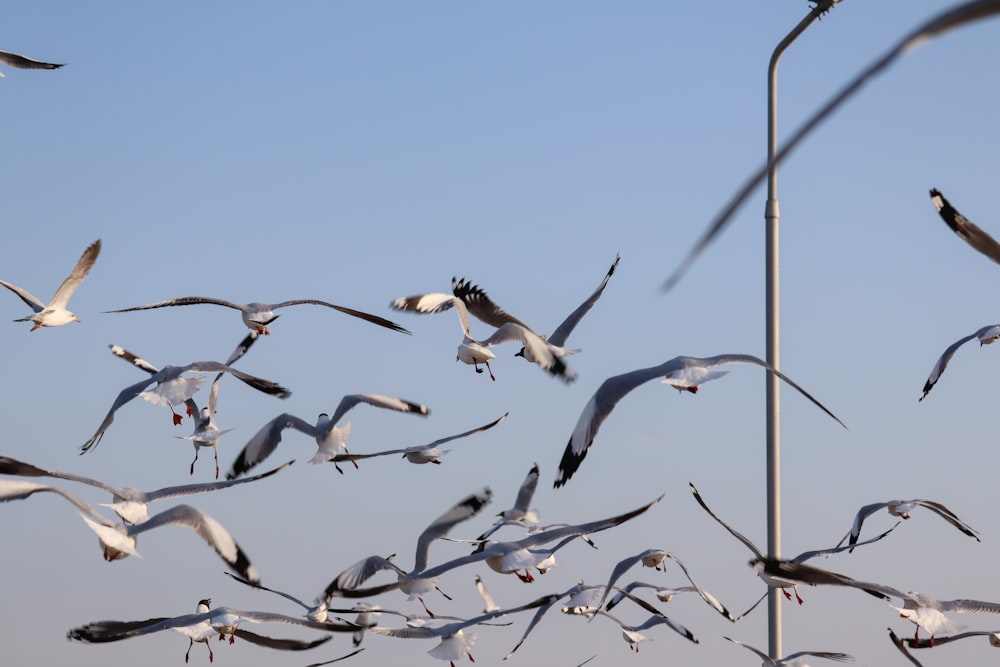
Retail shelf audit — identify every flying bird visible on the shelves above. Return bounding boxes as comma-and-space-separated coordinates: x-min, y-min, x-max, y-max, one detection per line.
723, 636, 853, 666
919, 325, 1000, 400
475, 462, 542, 543
837, 498, 979, 552
554, 354, 845, 488
106, 295, 410, 336
327, 487, 492, 617
391, 281, 574, 383
0, 238, 100, 330
226, 393, 430, 479
930, 188, 1000, 267
82, 347, 292, 453
0, 49, 64, 76
332, 412, 507, 466
176, 373, 237, 478
0, 454, 292, 524
0, 479, 259, 582
513, 254, 620, 363
690, 482, 896, 614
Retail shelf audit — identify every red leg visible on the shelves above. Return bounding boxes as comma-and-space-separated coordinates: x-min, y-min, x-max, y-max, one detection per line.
436, 585, 453, 601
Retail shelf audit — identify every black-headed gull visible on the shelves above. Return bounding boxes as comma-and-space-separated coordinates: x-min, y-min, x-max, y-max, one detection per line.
752, 557, 1000, 644
500, 582, 602, 659
106, 295, 410, 336
723, 636, 854, 666
554, 355, 846, 488
391, 282, 574, 383
67, 602, 352, 653
837, 498, 979, 552
0, 479, 259, 582
367, 594, 560, 667
332, 412, 507, 466
327, 487, 493, 617
225, 393, 430, 479
0, 454, 292, 524
919, 325, 1000, 401
930, 188, 1000, 267
0, 238, 100, 331
82, 346, 292, 453
690, 482, 897, 613
176, 373, 237, 478
475, 463, 542, 543
513, 254, 620, 363
589, 608, 696, 652
0, 49, 64, 75
597, 548, 735, 621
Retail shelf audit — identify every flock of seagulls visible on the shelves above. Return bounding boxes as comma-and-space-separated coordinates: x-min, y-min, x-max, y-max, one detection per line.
6, 35, 1000, 666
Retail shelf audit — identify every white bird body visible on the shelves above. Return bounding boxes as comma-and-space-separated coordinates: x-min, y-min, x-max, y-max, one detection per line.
0, 239, 100, 330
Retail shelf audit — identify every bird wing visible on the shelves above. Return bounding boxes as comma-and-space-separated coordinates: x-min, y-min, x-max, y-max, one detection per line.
232, 629, 334, 651
475, 575, 500, 613
0, 455, 119, 496
451, 277, 532, 330
915, 499, 980, 540
105, 296, 245, 314
226, 413, 316, 479
268, 299, 410, 334
223, 571, 312, 611
335, 412, 505, 462
144, 461, 293, 503
795, 521, 899, 561
0, 50, 64, 69
0, 279, 46, 313
413, 487, 492, 573
127, 504, 259, 583
48, 239, 101, 309
481, 322, 575, 383
81, 374, 160, 453
327, 393, 429, 426
919, 329, 986, 401
930, 188, 1000, 266
547, 253, 620, 347
512, 461, 540, 514
689, 482, 763, 559
183, 361, 292, 399
887, 627, 925, 667
0, 479, 113, 525
838, 501, 891, 549
391, 292, 472, 337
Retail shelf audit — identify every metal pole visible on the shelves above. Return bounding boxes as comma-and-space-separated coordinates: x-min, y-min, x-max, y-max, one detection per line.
766, 1, 839, 659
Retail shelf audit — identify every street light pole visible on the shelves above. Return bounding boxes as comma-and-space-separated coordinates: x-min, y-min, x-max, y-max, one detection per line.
765, 0, 841, 659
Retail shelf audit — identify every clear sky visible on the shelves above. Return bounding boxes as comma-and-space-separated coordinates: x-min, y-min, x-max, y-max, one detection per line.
3, 2, 1000, 666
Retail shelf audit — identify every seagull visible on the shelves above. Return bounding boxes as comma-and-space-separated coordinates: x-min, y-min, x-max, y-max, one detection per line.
330, 494, 663, 608
82, 347, 292, 453
0, 479, 259, 582
752, 558, 1000, 645
331, 412, 507, 466
367, 594, 560, 667
690, 482, 897, 614
597, 548, 735, 621
475, 462, 542, 543
723, 636, 854, 666
0, 238, 100, 330
919, 325, 1000, 400
0, 454, 292, 524
590, 609, 696, 653
513, 253, 620, 363
391, 282, 574, 383
176, 374, 237, 478
106, 295, 410, 336
0, 49, 64, 76
837, 498, 979, 552
67, 603, 352, 654
500, 582, 603, 659
929, 188, 1000, 267
474, 575, 500, 613
554, 354, 846, 488
225, 393, 430, 479
327, 487, 493, 617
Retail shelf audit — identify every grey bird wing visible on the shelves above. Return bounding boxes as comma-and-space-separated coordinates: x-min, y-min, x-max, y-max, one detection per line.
412, 487, 492, 572
547, 253, 620, 347
0, 50, 64, 70
689, 482, 763, 559
226, 413, 316, 479
451, 277, 533, 331
109, 343, 160, 375
0, 279, 45, 313
106, 295, 247, 315
224, 331, 260, 366
182, 361, 291, 399
794, 521, 899, 562
232, 628, 334, 651
512, 461, 540, 514
302, 648, 366, 667
126, 504, 259, 583
269, 299, 410, 335
328, 393, 429, 426
0, 455, 120, 496
48, 239, 101, 309
335, 412, 505, 462
223, 571, 312, 611
930, 188, 1000, 266
0, 479, 113, 525
596, 549, 667, 610
81, 374, 162, 453
915, 499, 980, 540
144, 460, 293, 503
919, 329, 990, 401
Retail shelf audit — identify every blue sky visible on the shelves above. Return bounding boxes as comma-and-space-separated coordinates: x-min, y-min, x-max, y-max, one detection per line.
3, 2, 1000, 665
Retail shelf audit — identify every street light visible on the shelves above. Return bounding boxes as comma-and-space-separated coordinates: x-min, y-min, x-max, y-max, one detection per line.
765, 0, 842, 659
